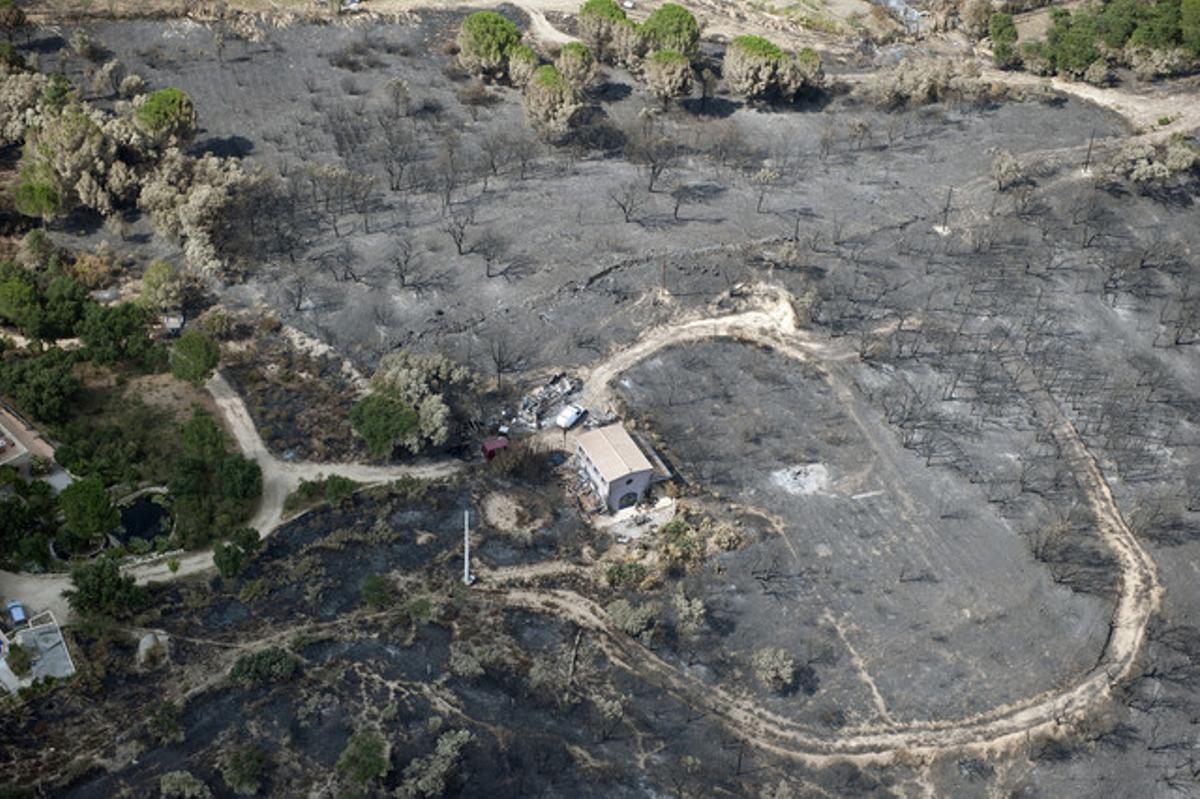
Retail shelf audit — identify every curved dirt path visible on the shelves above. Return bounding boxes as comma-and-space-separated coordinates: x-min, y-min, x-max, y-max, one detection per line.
0, 372, 465, 612
131, 372, 463, 584
525, 287, 1162, 763
0, 287, 1161, 763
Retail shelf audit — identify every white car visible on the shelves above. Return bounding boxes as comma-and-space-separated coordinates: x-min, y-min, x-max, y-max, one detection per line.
555, 404, 586, 430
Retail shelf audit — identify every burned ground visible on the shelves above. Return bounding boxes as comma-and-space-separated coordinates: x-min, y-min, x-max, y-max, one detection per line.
617, 338, 1111, 724
4, 5, 1200, 797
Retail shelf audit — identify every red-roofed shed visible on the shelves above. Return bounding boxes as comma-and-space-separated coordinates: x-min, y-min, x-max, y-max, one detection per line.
482, 436, 510, 461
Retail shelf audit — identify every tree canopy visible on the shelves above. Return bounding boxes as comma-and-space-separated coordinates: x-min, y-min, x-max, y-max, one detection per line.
349, 393, 420, 458
135, 87, 197, 142
79, 302, 161, 367
640, 3, 700, 57
66, 557, 146, 618
170, 331, 220, 386
58, 477, 119, 552
457, 11, 522, 76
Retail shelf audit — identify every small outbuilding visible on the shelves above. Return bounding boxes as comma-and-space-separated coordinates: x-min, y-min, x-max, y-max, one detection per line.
482, 436, 510, 462
575, 424, 654, 512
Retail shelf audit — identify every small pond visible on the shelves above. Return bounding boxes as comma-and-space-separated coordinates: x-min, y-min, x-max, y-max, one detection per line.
116, 496, 171, 544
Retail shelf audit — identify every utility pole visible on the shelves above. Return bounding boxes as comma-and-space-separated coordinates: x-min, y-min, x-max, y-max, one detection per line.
462, 510, 475, 585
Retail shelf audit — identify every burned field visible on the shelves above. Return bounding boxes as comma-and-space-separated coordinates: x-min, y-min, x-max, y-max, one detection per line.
616, 339, 1111, 724
4, 3, 1200, 797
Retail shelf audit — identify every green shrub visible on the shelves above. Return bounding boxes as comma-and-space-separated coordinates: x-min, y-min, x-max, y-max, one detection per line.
170, 331, 220, 386
66, 557, 146, 619
640, 3, 700, 56
730, 34, 783, 60
229, 647, 299, 685
149, 700, 185, 744
605, 561, 648, 587
360, 573, 396, 609
323, 474, 358, 504
580, 0, 627, 21
349, 394, 419, 457
5, 642, 32, 677
337, 729, 389, 785
457, 10, 522, 75
989, 12, 1018, 45
135, 87, 196, 141
222, 746, 266, 795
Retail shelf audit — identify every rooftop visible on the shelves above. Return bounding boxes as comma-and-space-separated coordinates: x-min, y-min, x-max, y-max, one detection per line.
576, 424, 653, 481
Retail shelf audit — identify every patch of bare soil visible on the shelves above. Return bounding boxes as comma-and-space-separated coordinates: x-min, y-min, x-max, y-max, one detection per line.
126, 372, 220, 421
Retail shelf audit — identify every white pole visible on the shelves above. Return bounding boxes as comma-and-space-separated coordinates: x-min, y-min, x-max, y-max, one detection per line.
463, 510, 472, 585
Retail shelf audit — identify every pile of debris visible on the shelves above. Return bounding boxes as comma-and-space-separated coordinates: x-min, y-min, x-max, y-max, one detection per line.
515, 374, 582, 429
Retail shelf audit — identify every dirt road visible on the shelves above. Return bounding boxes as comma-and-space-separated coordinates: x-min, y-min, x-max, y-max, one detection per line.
510, 284, 1161, 764
0, 372, 465, 617
0, 284, 1162, 762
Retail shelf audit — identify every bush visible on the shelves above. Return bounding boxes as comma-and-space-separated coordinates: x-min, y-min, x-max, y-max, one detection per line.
579, 0, 629, 62
457, 11, 522, 77
229, 647, 299, 685
170, 331, 220, 386
149, 700, 185, 744
66, 558, 147, 618
1185, 0, 1200, 54
222, 747, 266, 795
523, 64, 583, 139
337, 729, 389, 785
399, 729, 473, 797
724, 35, 783, 100
605, 598, 656, 637
5, 642, 32, 677
213, 527, 260, 579
989, 12, 1018, 45
605, 560, 648, 587
159, 770, 210, 799
135, 87, 196, 142
640, 3, 700, 57
752, 646, 796, 693
644, 48, 692, 107
508, 43, 540, 86
556, 41, 595, 86
360, 573, 395, 609
349, 393, 419, 457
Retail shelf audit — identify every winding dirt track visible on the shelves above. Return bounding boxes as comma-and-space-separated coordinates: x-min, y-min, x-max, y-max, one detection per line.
0, 372, 464, 615
501, 287, 1162, 764
0, 287, 1161, 763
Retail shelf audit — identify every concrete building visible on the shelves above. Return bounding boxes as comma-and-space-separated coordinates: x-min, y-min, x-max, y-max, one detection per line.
575, 424, 654, 512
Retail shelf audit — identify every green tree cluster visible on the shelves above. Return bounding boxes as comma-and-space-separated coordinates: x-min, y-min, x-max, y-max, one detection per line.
58, 477, 118, 553
989, 13, 1021, 69
0, 258, 90, 341
0, 469, 58, 570
169, 411, 261, 549
135, 87, 197, 143
213, 526, 261, 579
169, 331, 220, 386
457, 11, 523, 78
349, 393, 419, 458
640, 3, 701, 58
1025, 0, 1195, 78
79, 302, 163, 368
0, 347, 81, 423
66, 557, 147, 619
